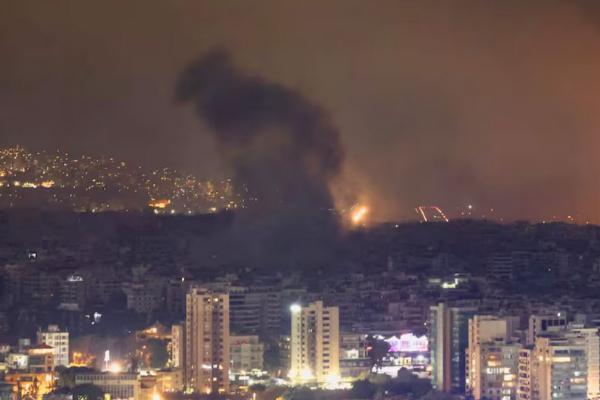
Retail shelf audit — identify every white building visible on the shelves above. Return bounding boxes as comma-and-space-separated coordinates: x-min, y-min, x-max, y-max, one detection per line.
289, 301, 340, 385
37, 325, 69, 367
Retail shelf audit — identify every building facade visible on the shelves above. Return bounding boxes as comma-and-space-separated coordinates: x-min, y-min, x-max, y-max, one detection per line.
534, 336, 587, 400
289, 301, 340, 385
184, 287, 230, 394
429, 303, 477, 393
229, 335, 264, 374
170, 323, 184, 369
527, 313, 567, 345
466, 315, 520, 400
37, 325, 69, 367
75, 372, 140, 400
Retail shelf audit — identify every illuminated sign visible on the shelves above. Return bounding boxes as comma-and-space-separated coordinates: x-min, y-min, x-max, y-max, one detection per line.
385, 333, 428, 353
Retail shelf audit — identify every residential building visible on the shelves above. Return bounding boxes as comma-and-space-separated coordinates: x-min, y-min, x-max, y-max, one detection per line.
37, 325, 69, 367
534, 335, 587, 400
229, 335, 264, 374
170, 323, 184, 369
27, 344, 55, 373
466, 315, 520, 400
184, 287, 230, 394
289, 301, 340, 385
517, 347, 534, 400
59, 274, 86, 310
125, 284, 161, 315
429, 303, 477, 393
469, 339, 520, 400
527, 313, 567, 345
228, 284, 281, 338
565, 326, 600, 400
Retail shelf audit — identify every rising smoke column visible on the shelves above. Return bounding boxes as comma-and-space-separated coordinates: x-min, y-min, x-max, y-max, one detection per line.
176, 49, 345, 268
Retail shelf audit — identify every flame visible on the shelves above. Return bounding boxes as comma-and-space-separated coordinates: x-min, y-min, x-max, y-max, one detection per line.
351, 204, 369, 225
148, 199, 170, 209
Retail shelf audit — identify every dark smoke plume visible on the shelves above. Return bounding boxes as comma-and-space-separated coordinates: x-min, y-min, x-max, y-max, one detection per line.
176, 49, 344, 268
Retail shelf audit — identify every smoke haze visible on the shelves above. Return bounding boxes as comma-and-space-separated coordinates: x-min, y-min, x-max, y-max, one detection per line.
177, 49, 344, 267
1, 1, 600, 222
176, 49, 343, 216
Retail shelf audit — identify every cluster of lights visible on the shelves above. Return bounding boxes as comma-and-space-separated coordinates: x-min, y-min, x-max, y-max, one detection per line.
0, 146, 246, 214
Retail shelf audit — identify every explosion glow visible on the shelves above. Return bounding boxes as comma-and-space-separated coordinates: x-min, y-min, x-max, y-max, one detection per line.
108, 361, 123, 374
351, 205, 369, 225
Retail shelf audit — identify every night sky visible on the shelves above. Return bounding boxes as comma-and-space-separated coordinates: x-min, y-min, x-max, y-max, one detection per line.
2, 1, 600, 222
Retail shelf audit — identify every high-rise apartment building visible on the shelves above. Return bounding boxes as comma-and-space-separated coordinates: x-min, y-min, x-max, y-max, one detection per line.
534, 335, 587, 400
229, 284, 281, 338
184, 287, 230, 394
430, 303, 477, 393
289, 301, 340, 385
469, 339, 520, 400
518, 327, 599, 400
59, 274, 87, 310
517, 347, 534, 400
467, 315, 520, 400
565, 327, 599, 400
37, 325, 69, 367
171, 323, 184, 369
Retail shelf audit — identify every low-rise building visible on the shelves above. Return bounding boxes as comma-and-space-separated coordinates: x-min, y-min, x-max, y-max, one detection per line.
229, 335, 264, 374
37, 325, 69, 367
75, 372, 140, 400
27, 345, 54, 373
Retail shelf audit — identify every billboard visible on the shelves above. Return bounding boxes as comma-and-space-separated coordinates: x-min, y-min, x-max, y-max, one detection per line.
384, 333, 428, 353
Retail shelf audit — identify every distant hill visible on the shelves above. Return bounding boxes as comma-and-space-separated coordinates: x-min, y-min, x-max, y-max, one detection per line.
0, 146, 245, 214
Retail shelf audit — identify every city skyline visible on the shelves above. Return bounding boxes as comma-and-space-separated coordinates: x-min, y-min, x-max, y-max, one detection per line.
3, 3, 600, 400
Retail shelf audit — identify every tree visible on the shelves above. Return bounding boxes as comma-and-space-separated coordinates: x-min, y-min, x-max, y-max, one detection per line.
366, 336, 390, 370
382, 369, 432, 398
396, 368, 413, 383
147, 338, 169, 369
351, 380, 377, 399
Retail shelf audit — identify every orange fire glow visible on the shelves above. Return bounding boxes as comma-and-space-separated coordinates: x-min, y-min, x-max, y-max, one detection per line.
148, 199, 170, 209
351, 205, 369, 225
